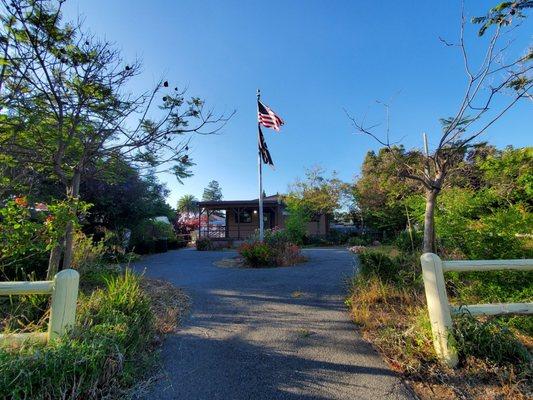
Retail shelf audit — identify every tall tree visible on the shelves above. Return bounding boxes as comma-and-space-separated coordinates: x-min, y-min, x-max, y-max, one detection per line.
202, 180, 223, 201
177, 194, 199, 216
0, 0, 232, 275
348, 2, 532, 253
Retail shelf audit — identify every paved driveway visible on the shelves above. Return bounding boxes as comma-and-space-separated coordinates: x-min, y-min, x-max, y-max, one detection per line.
133, 248, 413, 400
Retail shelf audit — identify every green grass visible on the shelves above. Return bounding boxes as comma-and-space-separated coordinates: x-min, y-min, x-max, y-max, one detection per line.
0, 269, 156, 399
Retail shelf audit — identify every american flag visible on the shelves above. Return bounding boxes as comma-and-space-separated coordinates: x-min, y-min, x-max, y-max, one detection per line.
258, 100, 284, 131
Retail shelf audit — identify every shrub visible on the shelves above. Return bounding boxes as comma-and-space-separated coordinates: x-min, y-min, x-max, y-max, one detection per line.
358, 249, 421, 287
239, 229, 305, 267
195, 237, 213, 251
130, 219, 176, 254
71, 231, 106, 273
0, 270, 155, 399
238, 242, 272, 267
167, 235, 188, 250
284, 202, 310, 245
347, 235, 373, 246
454, 314, 531, 369
394, 230, 423, 253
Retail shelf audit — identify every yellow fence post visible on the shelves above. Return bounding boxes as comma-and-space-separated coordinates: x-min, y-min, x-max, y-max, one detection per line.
420, 253, 458, 368
48, 269, 80, 341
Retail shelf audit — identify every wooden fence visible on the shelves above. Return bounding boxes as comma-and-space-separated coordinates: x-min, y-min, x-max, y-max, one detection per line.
0, 269, 79, 347
420, 253, 533, 368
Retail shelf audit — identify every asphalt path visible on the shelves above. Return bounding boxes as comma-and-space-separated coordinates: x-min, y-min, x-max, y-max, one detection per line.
133, 247, 414, 400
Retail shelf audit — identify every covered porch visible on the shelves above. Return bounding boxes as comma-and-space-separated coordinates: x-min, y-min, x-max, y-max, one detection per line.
197, 198, 284, 242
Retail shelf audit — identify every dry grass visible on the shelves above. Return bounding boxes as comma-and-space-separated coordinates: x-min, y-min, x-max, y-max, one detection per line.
140, 277, 190, 335
348, 274, 532, 400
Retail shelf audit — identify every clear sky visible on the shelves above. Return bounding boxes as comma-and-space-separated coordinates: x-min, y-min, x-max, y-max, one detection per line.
62, 1, 532, 207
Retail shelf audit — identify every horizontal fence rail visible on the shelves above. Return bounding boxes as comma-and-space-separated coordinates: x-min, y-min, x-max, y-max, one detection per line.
0, 269, 79, 347
0, 281, 54, 295
442, 259, 533, 272
450, 302, 533, 316
420, 253, 533, 368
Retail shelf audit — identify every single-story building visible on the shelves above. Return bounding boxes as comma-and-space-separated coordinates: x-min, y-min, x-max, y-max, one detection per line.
197, 194, 328, 245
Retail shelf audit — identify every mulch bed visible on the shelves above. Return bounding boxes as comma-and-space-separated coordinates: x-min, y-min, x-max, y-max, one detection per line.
140, 277, 190, 335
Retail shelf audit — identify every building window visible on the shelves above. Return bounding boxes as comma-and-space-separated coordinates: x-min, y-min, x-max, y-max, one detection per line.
235, 209, 252, 223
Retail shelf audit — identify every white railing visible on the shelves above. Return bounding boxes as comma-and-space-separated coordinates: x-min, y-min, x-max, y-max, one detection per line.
0, 269, 79, 347
420, 253, 533, 368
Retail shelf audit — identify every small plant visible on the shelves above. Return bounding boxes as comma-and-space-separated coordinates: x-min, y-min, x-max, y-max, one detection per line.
195, 237, 213, 251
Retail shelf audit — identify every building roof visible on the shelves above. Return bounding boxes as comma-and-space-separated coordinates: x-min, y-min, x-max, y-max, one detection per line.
198, 194, 283, 209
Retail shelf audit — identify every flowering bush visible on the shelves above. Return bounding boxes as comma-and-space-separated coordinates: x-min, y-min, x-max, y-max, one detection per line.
238, 242, 272, 267
239, 229, 305, 267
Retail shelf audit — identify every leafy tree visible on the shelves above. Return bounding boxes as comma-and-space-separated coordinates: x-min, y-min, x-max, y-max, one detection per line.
283, 197, 310, 244
406, 146, 532, 259
80, 161, 173, 233
0, 0, 232, 274
285, 167, 345, 233
348, 2, 532, 252
478, 146, 533, 205
352, 147, 423, 236
177, 194, 199, 216
202, 180, 223, 201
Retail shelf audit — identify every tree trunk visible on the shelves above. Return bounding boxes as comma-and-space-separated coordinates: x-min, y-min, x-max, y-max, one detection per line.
62, 171, 81, 270
46, 243, 62, 280
423, 189, 439, 254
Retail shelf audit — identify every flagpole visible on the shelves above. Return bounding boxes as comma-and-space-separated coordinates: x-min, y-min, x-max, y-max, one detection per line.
257, 88, 264, 242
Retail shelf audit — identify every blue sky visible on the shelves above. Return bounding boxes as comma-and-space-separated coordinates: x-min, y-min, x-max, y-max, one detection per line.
63, 1, 532, 207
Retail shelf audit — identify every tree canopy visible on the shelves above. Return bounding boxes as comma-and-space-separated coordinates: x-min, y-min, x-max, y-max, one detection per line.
202, 180, 223, 202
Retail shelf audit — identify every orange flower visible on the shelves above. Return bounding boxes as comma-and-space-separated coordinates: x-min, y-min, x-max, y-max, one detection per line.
14, 197, 28, 207
45, 215, 55, 223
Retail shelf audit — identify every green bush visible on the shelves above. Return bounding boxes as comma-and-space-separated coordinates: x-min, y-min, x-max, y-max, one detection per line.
284, 202, 310, 245
454, 314, 531, 369
195, 237, 213, 251
71, 231, 106, 273
358, 249, 421, 287
325, 230, 349, 245
130, 219, 176, 254
394, 230, 423, 253
238, 241, 272, 267
347, 235, 373, 246
240, 229, 304, 267
0, 270, 155, 399
167, 235, 188, 250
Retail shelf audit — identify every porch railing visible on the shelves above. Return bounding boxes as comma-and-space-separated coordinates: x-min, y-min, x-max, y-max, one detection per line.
0, 269, 80, 347
420, 253, 533, 368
